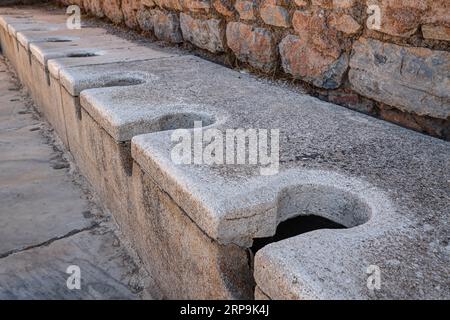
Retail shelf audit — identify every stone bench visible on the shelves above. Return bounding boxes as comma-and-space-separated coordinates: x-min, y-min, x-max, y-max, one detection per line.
16, 27, 110, 106
7, 17, 174, 148
1, 9, 449, 300
0, 10, 67, 70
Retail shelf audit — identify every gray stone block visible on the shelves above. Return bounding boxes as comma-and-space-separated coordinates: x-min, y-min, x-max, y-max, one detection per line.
130, 164, 254, 299
349, 37, 450, 120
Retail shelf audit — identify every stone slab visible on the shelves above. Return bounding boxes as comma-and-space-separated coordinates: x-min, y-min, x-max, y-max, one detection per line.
64, 56, 227, 142
16, 27, 108, 49
48, 45, 176, 81
0, 63, 94, 255
0, 12, 66, 74
129, 163, 254, 299
349, 37, 450, 120
29, 35, 137, 67
13, 28, 104, 95
0, 14, 64, 33
0, 52, 148, 300
25, 35, 147, 147
0, 227, 141, 300
6, 21, 67, 69
7, 22, 66, 38
254, 220, 449, 299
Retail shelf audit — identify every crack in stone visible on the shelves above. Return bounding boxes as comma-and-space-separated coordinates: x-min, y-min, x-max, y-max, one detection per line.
0, 223, 100, 259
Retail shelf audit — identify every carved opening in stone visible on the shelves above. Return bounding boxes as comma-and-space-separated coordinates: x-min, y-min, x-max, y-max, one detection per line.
251, 184, 371, 253
101, 77, 145, 88
20, 28, 52, 32
66, 52, 98, 58
75, 77, 147, 121
44, 37, 72, 43
155, 112, 216, 131
111, 112, 215, 178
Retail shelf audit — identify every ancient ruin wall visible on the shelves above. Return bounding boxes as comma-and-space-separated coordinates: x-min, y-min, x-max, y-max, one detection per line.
0, 0, 50, 5
56, 0, 449, 139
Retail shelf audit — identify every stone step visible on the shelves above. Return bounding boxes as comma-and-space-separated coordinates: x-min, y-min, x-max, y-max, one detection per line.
1, 7, 449, 300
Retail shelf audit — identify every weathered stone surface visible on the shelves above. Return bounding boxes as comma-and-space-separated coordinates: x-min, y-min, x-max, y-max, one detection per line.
141, 0, 156, 7
3, 6, 450, 301
14, 28, 103, 80
56, 56, 258, 298
213, 0, 234, 17
285, 9, 348, 88
332, 0, 355, 9
180, 13, 224, 53
254, 286, 270, 300
59, 0, 84, 7
137, 3, 188, 35
74, 59, 218, 142
130, 165, 253, 299
226, 22, 277, 72
260, 4, 290, 28
137, 7, 154, 32
102, 0, 124, 24
12, 16, 173, 155
26, 35, 138, 147
0, 67, 93, 255
46, 51, 174, 232
367, 0, 450, 38
83, 0, 105, 18
374, 0, 425, 37
154, 0, 183, 11
151, 9, 183, 43
279, 34, 349, 89
46, 0, 450, 131
51, 45, 175, 89
0, 57, 149, 300
349, 37, 450, 119
66, 0, 86, 6
329, 13, 361, 35
182, 0, 211, 13
122, 0, 141, 29
114, 52, 450, 299
28, 33, 131, 66
311, 0, 334, 8
422, 24, 450, 42
292, 10, 342, 58
14, 27, 98, 90
424, 0, 450, 26
48, 57, 172, 204
5, 21, 66, 72
294, 0, 307, 7
69, 54, 449, 257
0, 229, 142, 300
235, 0, 255, 20
78, 108, 134, 233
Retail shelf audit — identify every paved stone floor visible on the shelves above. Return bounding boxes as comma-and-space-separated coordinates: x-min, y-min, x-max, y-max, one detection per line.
0, 54, 152, 299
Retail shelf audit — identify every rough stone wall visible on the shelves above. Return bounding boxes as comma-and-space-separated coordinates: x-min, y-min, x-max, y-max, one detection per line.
0, 0, 49, 5
56, 0, 449, 139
